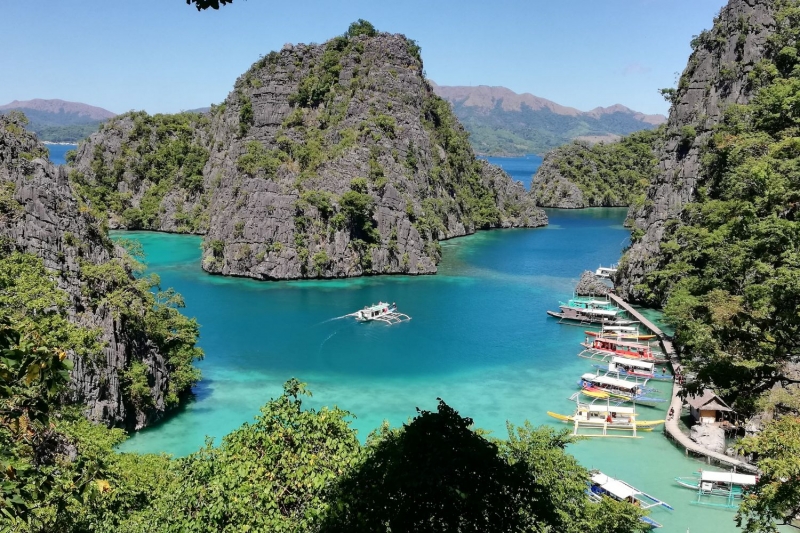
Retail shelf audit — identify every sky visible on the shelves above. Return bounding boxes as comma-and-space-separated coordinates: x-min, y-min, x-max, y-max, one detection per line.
1, 0, 728, 117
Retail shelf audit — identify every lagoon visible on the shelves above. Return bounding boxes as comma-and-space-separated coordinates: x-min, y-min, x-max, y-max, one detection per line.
108, 156, 741, 532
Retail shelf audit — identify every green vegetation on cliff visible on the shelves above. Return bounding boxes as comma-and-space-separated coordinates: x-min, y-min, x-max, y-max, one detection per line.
70, 111, 210, 232
532, 128, 661, 208
627, 1, 800, 527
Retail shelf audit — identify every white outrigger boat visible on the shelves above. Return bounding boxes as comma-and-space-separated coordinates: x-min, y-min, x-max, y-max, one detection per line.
592, 356, 673, 382
589, 471, 673, 529
675, 471, 758, 508
576, 372, 667, 407
349, 302, 411, 325
547, 400, 664, 437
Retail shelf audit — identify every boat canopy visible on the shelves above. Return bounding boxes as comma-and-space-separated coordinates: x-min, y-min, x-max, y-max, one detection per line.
563, 306, 619, 317
581, 373, 640, 391
611, 356, 654, 371
602, 325, 639, 333
593, 337, 653, 350
591, 473, 638, 499
701, 472, 757, 485
579, 403, 635, 415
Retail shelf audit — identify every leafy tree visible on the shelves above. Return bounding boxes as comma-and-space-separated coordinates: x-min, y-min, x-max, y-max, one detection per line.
345, 19, 377, 38
322, 400, 647, 533
736, 416, 800, 532
147, 379, 361, 532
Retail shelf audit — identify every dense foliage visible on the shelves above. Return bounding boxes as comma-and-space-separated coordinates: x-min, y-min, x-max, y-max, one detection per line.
447, 99, 661, 156
532, 128, 661, 208
0, 367, 648, 532
70, 111, 211, 232
624, 1, 800, 528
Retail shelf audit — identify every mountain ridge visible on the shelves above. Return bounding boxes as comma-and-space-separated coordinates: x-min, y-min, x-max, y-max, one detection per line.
0, 98, 116, 121
433, 83, 665, 155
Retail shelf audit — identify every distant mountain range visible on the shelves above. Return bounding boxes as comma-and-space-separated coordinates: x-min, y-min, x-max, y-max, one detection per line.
432, 83, 666, 155
0, 99, 116, 143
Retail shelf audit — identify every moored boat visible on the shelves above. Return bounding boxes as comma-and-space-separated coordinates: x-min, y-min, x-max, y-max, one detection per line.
547, 306, 637, 326
675, 471, 758, 508
592, 356, 673, 381
585, 325, 656, 341
547, 401, 664, 437
578, 336, 668, 364
588, 471, 673, 529
578, 372, 666, 407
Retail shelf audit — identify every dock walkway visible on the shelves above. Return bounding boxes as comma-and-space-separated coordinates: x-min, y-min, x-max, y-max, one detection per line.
606, 294, 759, 473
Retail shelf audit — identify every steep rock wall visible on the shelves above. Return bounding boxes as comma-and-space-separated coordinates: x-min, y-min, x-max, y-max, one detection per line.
0, 114, 198, 430
73, 31, 546, 281
616, 0, 776, 300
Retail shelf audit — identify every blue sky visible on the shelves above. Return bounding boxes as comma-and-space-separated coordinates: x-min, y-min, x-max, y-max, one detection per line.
2, 0, 726, 116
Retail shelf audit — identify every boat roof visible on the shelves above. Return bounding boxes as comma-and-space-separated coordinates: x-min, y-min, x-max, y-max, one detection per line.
562, 306, 619, 317
363, 302, 392, 311
602, 325, 638, 333
578, 403, 635, 415
582, 373, 640, 391
611, 356, 654, 370
591, 472, 638, 500
593, 337, 652, 349
701, 471, 757, 485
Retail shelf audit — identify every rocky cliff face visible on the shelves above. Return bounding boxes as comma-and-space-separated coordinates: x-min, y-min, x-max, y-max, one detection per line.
616, 0, 776, 300
0, 113, 199, 430
73, 29, 546, 281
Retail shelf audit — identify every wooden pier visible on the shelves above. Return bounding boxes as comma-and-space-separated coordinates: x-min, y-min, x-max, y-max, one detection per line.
606, 293, 759, 473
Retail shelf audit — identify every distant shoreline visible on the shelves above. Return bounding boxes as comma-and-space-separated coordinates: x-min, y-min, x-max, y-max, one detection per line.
42, 141, 78, 146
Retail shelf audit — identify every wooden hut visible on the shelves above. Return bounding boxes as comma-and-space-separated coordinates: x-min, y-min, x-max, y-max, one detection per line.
686, 390, 733, 425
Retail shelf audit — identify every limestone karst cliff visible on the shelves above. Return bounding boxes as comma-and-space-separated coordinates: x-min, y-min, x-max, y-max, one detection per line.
615, 0, 776, 300
0, 113, 201, 430
72, 25, 546, 281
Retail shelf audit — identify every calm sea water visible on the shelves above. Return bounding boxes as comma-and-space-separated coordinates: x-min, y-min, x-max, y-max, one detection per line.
481, 155, 543, 189
46, 144, 77, 165
107, 156, 743, 532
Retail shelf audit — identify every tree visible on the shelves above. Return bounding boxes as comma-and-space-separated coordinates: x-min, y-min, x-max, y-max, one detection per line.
736, 417, 800, 532
320, 400, 647, 533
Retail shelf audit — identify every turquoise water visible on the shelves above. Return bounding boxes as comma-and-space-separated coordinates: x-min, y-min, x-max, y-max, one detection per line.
114, 205, 745, 532
45, 143, 77, 165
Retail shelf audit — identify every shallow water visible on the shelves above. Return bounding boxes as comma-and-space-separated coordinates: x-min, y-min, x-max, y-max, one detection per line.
112, 154, 753, 532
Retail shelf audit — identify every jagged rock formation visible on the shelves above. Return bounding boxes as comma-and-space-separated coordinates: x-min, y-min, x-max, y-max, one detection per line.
0, 113, 199, 430
574, 271, 611, 297
616, 0, 776, 300
73, 28, 546, 281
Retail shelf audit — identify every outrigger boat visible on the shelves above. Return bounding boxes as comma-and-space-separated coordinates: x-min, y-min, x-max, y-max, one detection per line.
348, 302, 411, 325
577, 373, 667, 407
592, 356, 673, 382
675, 471, 758, 509
547, 298, 637, 326
547, 400, 664, 437
561, 296, 621, 312
578, 336, 669, 365
589, 471, 673, 529
585, 325, 656, 341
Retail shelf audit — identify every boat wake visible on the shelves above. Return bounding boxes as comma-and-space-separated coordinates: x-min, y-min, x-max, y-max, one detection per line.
318, 331, 338, 355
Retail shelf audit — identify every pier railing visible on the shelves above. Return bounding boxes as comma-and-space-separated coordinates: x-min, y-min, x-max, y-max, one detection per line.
606, 293, 759, 473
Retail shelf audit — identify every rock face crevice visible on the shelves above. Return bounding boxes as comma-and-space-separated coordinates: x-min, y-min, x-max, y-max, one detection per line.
1, 114, 194, 430
73, 31, 547, 281
616, 0, 776, 300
